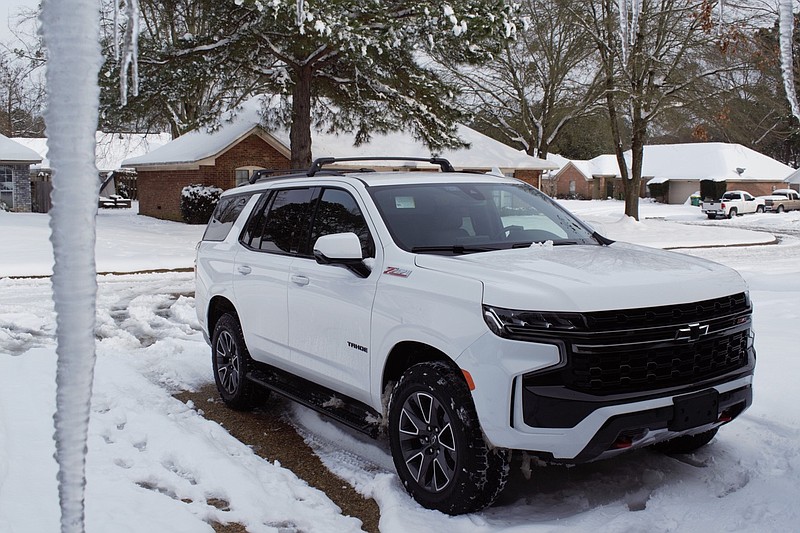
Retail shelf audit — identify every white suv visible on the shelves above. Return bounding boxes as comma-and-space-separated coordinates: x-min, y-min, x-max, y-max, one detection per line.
195, 157, 755, 514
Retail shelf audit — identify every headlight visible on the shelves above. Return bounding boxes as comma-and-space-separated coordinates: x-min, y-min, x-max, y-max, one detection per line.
482, 305, 585, 339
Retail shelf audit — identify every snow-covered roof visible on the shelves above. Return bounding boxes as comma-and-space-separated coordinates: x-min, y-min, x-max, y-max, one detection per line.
0, 133, 42, 163
555, 154, 622, 181
636, 143, 795, 183
784, 167, 800, 184
545, 153, 571, 170
14, 132, 172, 173
123, 98, 557, 172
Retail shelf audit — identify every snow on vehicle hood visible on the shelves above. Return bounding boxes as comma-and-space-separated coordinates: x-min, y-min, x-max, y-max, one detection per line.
413, 242, 746, 312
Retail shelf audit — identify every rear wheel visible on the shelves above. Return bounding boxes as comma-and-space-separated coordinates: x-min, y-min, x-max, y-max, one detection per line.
388, 361, 510, 515
728, 207, 737, 219
212, 313, 264, 410
654, 428, 718, 454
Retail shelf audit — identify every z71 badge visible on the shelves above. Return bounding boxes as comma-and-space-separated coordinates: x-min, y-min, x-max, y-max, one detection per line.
383, 266, 412, 278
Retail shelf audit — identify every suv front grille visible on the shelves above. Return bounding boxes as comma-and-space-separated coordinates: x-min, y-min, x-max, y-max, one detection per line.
521, 293, 752, 395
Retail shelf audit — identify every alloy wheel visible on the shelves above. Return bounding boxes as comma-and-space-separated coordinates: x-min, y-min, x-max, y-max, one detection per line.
215, 330, 240, 395
397, 391, 458, 493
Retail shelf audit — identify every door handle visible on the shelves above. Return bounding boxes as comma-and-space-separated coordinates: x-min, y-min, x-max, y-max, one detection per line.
291, 275, 310, 286
237, 265, 252, 275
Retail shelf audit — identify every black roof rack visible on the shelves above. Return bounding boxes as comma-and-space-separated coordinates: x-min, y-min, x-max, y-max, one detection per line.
307, 157, 455, 176
247, 167, 334, 184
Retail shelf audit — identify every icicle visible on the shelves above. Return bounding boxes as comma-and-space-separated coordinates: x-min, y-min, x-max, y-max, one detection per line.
779, 0, 800, 120
119, 0, 139, 106
617, 0, 629, 64
113, 0, 119, 60
296, 0, 304, 26
39, 0, 103, 531
718, 0, 725, 34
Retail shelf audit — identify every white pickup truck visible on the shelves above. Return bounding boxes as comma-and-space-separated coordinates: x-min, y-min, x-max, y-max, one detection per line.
701, 190, 765, 219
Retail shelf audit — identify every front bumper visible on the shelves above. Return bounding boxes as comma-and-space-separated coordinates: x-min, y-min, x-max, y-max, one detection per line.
457, 332, 754, 463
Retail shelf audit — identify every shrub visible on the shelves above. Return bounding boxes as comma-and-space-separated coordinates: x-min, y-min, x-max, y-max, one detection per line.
180, 184, 223, 224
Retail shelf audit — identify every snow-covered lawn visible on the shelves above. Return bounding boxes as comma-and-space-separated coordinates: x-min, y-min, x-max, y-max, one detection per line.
1, 200, 799, 532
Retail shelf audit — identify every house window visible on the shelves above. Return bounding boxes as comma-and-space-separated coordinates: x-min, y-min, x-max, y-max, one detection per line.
569, 180, 576, 194
0, 166, 13, 209
235, 166, 265, 187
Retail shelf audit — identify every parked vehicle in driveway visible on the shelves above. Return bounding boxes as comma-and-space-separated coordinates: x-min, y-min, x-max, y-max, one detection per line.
701, 190, 765, 219
195, 157, 755, 514
758, 189, 800, 213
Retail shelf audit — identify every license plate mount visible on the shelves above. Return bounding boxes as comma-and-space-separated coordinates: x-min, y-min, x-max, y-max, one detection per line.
670, 389, 719, 431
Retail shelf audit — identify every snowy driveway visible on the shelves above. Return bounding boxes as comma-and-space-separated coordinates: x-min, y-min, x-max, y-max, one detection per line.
1, 202, 800, 531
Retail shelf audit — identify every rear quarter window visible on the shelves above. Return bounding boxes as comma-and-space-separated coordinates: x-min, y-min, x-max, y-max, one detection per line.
202, 194, 254, 241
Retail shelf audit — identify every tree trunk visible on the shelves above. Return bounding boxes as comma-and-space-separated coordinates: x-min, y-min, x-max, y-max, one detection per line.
290, 65, 313, 169
624, 114, 646, 221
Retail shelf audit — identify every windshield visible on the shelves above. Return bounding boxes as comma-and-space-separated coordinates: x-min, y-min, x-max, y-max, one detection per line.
368, 181, 597, 253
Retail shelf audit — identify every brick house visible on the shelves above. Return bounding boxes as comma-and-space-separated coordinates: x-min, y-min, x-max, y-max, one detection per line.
0, 134, 42, 212
639, 143, 794, 203
124, 100, 557, 221
549, 143, 795, 204
551, 155, 626, 200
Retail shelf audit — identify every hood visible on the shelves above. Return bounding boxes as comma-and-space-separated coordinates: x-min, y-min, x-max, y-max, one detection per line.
413, 242, 746, 312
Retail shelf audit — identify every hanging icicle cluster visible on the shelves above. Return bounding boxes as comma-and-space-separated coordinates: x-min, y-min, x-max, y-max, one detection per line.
616, 0, 643, 64
779, 0, 800, 121
114, 0, 140, 106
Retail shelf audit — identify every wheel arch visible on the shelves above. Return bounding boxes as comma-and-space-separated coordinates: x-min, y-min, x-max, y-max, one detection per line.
208, 295, 238, 335
381, 341, 460, 398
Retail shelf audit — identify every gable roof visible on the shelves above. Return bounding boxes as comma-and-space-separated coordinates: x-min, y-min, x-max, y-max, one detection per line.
554, 154, 622, 181
13, 132, 171, 173
0, 133, 42, 163
123, 98, 557, 172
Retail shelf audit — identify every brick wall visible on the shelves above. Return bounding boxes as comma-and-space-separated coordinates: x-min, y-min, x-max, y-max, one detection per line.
513, 169, 542, 187
138, 134, 290, 221
10, 164, 31, 212
554, 166, 592, 199
727, 181, 787, 197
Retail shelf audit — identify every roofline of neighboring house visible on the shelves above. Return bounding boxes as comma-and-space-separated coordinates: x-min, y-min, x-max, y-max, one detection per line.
1, 159, 41, 164
122, 126, 290, 169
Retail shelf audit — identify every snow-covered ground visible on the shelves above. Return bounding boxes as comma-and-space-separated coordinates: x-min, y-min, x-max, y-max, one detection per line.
1, 200, 799, 532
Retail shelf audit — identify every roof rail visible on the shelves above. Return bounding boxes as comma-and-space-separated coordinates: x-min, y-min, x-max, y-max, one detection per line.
307, 156, 455, 176
248, 168, 320, 184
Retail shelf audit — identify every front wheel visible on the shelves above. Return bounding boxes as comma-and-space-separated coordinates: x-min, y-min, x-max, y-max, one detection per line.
777, 205, 785, 213
211, 313, 263, 410
388, 361, 510, 515
756, 205, 764, 213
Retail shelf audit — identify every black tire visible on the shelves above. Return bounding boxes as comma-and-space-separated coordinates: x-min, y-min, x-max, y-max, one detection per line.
211, 313, 263, 410
388, 361, 510, 515
756, 205, 764, 213
653, 428, 718, 454
777, 204, 785, 213
728, 207, 737, 219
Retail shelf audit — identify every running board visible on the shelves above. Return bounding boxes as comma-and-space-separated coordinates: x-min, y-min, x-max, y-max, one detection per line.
247, 365, 381, 438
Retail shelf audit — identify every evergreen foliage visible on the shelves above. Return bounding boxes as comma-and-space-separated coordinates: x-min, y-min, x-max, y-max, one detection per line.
180, 184, 222, 224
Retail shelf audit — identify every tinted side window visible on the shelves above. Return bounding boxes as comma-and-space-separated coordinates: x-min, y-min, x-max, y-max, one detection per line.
242, 188, 314, 254
310, 188, 375, 258
203, 194, 254, 241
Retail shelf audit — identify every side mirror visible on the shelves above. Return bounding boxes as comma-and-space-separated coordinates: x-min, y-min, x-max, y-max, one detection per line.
313, 233, 370, 278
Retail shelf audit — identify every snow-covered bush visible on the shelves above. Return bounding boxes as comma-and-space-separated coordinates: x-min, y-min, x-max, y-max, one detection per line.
180, 184, 222, 224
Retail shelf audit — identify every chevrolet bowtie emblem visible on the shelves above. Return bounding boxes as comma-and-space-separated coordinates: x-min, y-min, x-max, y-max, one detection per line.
675, 322, 710, 341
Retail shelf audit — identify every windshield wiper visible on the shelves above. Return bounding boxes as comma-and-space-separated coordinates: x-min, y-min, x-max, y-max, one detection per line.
410, 245, 499, 254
